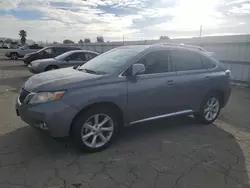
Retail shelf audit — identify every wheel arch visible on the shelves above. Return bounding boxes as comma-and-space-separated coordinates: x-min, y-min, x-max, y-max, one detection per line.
205, 89, 225, 107
69, 101, 124, 136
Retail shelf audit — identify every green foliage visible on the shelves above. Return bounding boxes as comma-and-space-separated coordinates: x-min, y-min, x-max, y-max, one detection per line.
84, 38, 91, 43
63, 39, 74, 44
96, 36, 104, 43
160, 36, 170, 40
19, 30, 27, 45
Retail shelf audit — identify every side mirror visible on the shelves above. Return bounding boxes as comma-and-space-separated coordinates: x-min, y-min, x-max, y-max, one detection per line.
132, 63, 146, 76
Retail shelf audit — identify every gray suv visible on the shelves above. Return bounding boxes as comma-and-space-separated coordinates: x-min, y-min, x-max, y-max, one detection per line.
15, 44, 231, 152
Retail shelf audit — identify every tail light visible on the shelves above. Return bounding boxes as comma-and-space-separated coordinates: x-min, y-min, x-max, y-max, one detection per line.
225, 69, 231, 77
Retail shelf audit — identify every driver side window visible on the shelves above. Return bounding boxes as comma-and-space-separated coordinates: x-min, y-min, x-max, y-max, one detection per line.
67, 53, 86, 61
137, 50, 171, 74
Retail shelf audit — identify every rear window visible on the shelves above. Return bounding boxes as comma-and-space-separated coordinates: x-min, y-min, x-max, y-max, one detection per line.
202, 56, 216, 69
171, 50, 203, 71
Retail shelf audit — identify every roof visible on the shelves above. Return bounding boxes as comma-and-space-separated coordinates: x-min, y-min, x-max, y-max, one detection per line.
68, 50, 99, 54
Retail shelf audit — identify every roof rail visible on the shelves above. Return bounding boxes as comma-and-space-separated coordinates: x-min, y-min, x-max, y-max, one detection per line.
153, 43, 206, 51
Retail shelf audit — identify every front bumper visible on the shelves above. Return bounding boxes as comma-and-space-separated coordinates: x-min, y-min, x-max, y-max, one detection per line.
28, 65, 40, 74
15, 97, 79, 137
5, 53, 10, 57
23, 58, 31, 65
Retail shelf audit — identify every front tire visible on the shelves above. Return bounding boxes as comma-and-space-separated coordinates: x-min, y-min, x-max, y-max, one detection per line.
195, 94, 221, 124
10, 53, 18, 60
71, 106, 119, 152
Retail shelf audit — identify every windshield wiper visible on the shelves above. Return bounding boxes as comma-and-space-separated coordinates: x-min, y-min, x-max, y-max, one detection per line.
78, 68, 100, 74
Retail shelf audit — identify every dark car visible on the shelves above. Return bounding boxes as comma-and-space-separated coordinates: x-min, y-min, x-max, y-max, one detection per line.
23, 46, 81, 65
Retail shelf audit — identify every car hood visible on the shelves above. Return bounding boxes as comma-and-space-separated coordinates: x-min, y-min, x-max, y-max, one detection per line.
25, 52, 37, 57
24, 67, 103, 92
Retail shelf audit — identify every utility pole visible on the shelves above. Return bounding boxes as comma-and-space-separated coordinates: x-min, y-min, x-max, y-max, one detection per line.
199, 25, 202, 38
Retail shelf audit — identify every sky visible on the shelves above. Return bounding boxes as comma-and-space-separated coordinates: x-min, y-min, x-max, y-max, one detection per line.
0, 0, 250, 42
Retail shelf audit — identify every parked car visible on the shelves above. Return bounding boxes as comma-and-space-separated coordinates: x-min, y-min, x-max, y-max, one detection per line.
15, 44, 231, 152
5, 44, 43, 60
28, 50, 99, 73
23, 46, 82, 65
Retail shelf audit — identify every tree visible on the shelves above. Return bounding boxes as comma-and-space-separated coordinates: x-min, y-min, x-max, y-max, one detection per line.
160, 36, 170, 40
78, 39, 83, 44
63, 39, 74, 44
84, 38, 91, 43
96, 36, 104, 43
19, 30, 27, 45
53, 41, 59, 44
5, 38, 13, 44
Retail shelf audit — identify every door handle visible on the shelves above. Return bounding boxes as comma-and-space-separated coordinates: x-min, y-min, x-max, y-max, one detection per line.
166, 80, 175, 86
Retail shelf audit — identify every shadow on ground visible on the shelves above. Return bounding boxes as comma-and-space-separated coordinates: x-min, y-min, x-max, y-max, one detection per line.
0, 76, 30, 91
0, 116, 249, 188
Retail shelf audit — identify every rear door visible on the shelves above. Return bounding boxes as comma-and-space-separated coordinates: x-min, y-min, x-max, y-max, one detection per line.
19, 46, 30, 56
127, 50, 178, 123
171, 50, 209, 112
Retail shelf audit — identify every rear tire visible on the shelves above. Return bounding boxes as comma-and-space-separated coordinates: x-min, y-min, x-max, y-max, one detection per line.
195, 93, 221, 124
71, 106, 119, 152
45, 65, 58, 71
10, 53, 18, 60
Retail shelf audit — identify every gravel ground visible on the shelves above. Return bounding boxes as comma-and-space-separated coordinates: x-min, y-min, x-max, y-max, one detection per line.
0, 58, 250, 188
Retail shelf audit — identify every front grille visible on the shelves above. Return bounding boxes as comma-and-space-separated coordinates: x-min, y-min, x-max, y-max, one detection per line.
19, 88, 30, 103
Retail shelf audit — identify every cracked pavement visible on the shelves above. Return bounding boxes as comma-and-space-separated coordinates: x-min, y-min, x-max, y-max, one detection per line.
0, 59, 250, 188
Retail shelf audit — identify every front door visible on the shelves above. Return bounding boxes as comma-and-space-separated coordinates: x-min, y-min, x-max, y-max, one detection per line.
127, 50, 178, 123
63, 52, 87, 68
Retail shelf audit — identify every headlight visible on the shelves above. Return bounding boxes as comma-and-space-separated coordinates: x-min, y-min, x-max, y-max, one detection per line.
28, 91, 65, 104
31, 62, 39, 67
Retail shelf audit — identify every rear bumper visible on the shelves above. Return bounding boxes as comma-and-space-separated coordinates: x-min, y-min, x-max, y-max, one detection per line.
221, 88, 231, 108
15, 98, 79, 137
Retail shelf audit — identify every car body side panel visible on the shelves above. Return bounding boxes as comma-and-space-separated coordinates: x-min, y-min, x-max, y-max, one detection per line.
61, 76, 129, 123
126, 72, 178, 123
175, 70, 210, 112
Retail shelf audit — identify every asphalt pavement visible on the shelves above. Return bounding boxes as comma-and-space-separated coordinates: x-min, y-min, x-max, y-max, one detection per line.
0, 58, 250, 188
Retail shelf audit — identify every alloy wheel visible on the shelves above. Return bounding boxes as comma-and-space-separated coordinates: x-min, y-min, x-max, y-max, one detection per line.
204, 97, 220, 121
11, 54, 17, 60
81, 114, 114, 148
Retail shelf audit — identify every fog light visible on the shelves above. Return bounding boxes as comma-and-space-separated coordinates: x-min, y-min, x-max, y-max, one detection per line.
40, 122, 48, 130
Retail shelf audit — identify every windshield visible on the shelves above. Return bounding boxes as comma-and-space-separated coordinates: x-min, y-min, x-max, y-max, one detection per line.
37, 47, 48, 53
79, 47, 147, 74
19, 45, 28, 50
